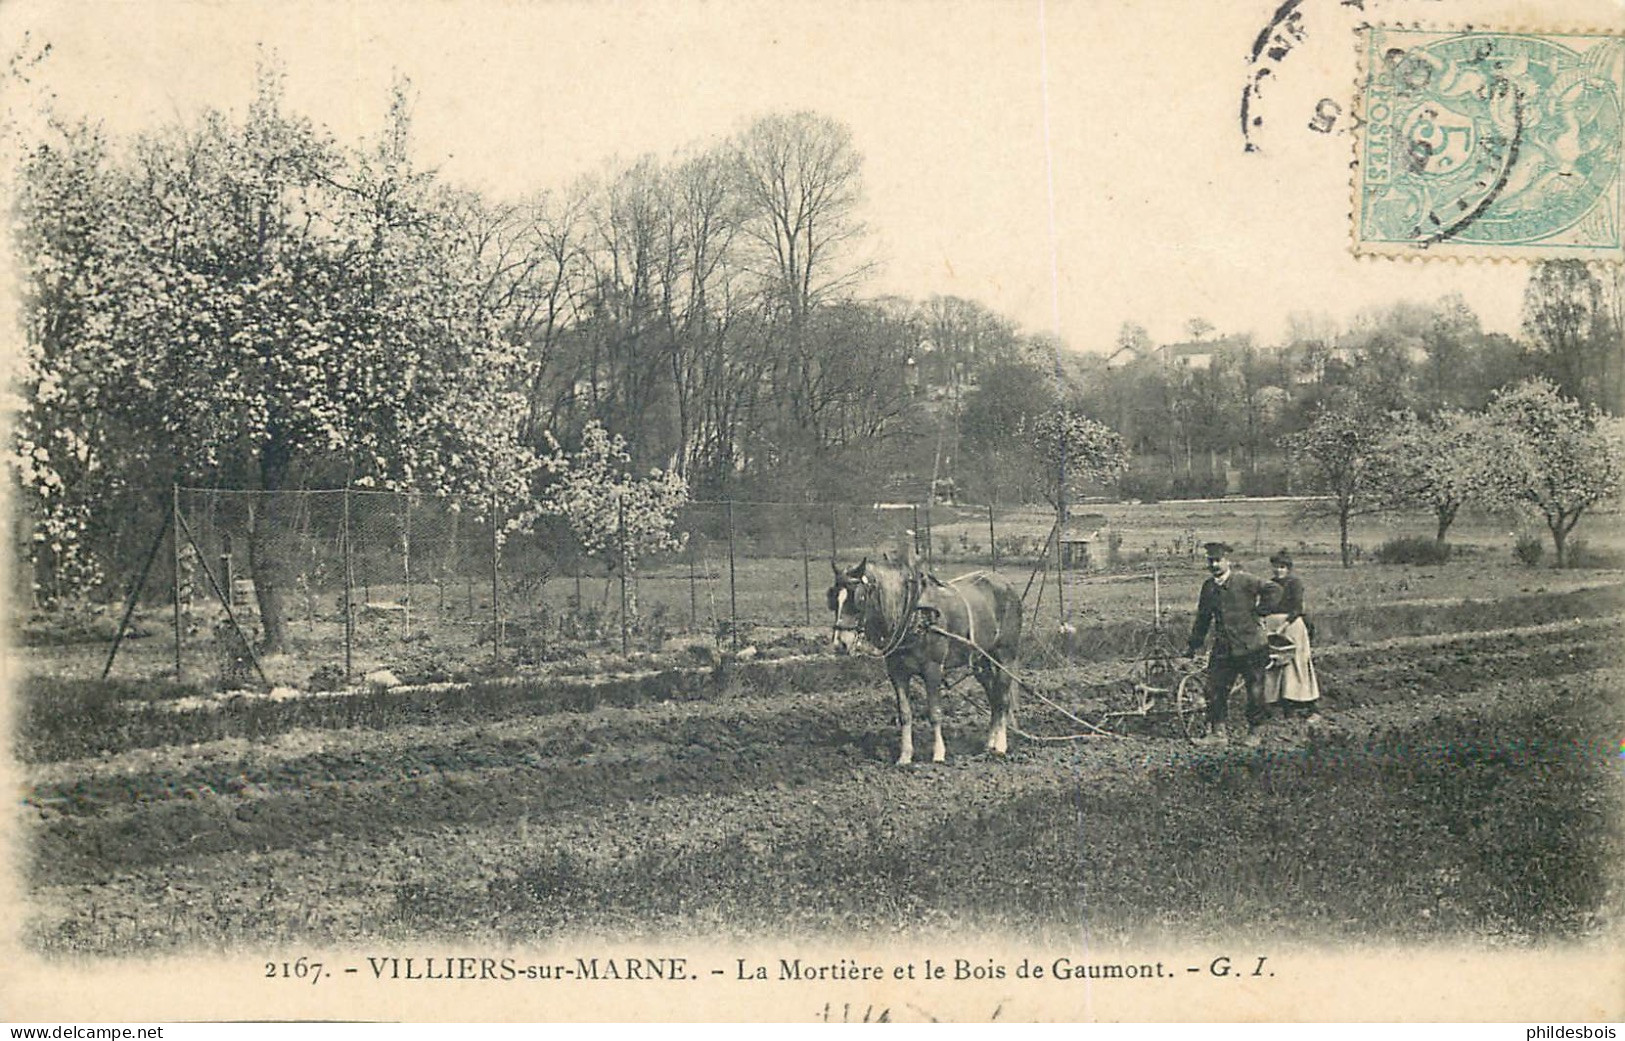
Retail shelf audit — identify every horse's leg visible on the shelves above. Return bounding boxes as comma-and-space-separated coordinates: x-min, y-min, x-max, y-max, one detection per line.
995, 661, 1016, 755
922, 660, 946, 764
975, 662, 1001, 750
888, 660, 914, 766
996, 602, 1023, 753
976, 656, 1012, 756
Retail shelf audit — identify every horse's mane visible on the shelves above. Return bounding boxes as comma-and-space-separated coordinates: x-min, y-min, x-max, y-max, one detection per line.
860, 559, 916, 643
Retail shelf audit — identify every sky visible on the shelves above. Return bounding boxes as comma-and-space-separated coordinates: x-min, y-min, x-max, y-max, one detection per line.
5, 0, 1618, 352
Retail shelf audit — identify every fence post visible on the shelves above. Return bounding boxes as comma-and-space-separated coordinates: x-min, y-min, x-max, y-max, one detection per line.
800, 508, 811, 626
173, 484, 183, 680
104, 508, 172, 680
1056, 509, 1067, 634
929, 500, 942, 568
173, 504, 271, 690
402, 493, 413, 641
219, 533, 234, 614
987, 503, 997, 571
343, 484, 354, 685
618, 494, 630, 656
490, 492, 500, 664
725, 499, 738, 650
688, 528, 698, 630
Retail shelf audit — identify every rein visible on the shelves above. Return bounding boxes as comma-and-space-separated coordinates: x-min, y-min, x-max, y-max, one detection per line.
922, 623, 1117, 740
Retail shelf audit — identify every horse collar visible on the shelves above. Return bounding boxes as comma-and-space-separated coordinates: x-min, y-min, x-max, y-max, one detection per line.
878, 569, 924, 658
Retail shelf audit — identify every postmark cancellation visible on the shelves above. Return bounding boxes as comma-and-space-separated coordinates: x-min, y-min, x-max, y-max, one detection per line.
1353, 27, 1624, 260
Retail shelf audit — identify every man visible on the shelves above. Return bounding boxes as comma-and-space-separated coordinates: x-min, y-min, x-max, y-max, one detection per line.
1185, 541, 1269, 747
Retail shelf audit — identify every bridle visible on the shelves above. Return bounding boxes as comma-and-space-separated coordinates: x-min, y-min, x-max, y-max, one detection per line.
832, 567, 923, 658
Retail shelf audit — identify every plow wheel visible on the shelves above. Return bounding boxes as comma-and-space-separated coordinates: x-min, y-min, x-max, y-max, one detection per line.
1175, 670, 1209, 742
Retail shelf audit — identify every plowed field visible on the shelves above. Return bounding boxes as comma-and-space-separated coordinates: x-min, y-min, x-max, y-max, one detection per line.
19, 587, 1625, 954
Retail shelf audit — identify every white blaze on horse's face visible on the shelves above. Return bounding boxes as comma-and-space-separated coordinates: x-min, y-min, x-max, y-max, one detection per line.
831, 587, 859, 654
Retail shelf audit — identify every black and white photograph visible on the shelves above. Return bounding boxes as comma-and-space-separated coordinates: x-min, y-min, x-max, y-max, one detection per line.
2, 0, 1622, 1026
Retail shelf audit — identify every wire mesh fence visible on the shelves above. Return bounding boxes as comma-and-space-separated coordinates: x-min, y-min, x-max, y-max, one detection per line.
96, 487, 1141, 688
61, 483, 1588, 690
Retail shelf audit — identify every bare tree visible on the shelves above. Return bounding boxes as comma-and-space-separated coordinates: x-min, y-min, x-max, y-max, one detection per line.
1423, 293, 1482, 413
443, 183, 593, 449
574, 155, 678, 459
661, 147, 745, 482
730, 111, 872, 325
1523, 260, 1613, 411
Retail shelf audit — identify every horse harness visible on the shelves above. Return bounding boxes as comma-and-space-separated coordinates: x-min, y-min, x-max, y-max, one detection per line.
833, 566, 920, 658
835, 568, 997, 667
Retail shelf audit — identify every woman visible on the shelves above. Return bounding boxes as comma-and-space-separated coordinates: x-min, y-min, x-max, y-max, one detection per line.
1257, 550, 1321, 721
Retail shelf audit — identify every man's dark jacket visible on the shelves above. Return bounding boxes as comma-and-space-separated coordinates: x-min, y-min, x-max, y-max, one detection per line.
1187, 569, 1268, 660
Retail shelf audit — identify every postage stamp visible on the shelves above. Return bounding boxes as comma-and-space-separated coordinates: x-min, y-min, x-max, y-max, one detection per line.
1353, 27, 1624, 260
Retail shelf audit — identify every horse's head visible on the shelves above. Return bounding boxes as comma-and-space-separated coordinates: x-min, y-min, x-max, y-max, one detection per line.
826, 557, 871, 654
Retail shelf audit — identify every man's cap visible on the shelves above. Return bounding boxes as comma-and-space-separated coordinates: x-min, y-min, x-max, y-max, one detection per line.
1269, 549, 1294, 567
1203, 541, 1234, 557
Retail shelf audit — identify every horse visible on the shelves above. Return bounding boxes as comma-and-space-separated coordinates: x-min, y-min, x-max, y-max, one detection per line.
827, 558, 1024, 765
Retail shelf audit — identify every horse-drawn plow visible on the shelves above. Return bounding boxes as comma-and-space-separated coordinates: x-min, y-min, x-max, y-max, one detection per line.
931, 622, 1209, 744
1089, 632, 1208, 740
829, 557, 1216, 755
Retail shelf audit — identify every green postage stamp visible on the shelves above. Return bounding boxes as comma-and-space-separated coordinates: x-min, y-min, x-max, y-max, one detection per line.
1354, 27, 1624, 259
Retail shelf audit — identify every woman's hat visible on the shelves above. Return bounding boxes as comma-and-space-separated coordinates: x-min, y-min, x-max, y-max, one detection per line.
1269, 549, 1293, 567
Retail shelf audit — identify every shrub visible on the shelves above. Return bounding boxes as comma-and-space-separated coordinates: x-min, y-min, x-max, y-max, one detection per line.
1374, 536, 1452, 566
1168, 474, 1228, 500
1563, 538, 1625, 570
1513, 534, 1545, 567
1242, 465, 1291, 497
1118, 470, 1170, 503
212, 618, 257, 687
307, 663, 347, 691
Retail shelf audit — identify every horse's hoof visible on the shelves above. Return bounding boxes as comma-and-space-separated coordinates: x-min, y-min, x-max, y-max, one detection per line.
895, 757, 913, 767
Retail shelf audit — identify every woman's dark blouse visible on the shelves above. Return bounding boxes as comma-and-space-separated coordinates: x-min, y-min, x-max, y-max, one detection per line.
1273, 574, 1305, 621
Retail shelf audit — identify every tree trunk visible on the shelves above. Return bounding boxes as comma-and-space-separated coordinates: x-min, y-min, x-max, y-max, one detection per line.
1549, 516, 1568, 569
250, 450, 293, 655
249, 499, 290, 655
1339, 505, 1353, 568
1434, 504, 1456, 545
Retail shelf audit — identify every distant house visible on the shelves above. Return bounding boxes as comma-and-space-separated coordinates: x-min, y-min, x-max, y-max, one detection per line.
1105, 345, 1143, 370
1059, 512, 1108, 569
1157, 341, 1213, 370
1153, 335, 1253, 371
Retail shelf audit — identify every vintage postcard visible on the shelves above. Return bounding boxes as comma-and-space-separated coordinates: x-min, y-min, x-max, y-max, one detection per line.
2, 0, 1621, 1027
